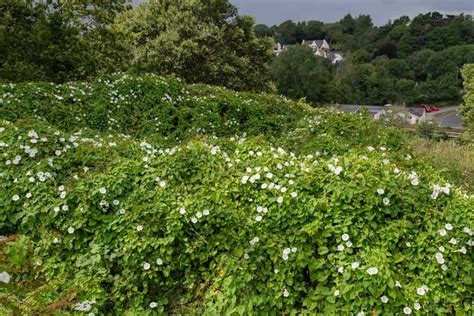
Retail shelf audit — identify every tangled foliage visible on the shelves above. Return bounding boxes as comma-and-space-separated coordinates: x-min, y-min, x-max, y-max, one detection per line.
1, 75, 473, 314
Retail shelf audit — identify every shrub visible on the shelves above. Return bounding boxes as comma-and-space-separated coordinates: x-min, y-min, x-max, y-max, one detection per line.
1, 118, 472, 314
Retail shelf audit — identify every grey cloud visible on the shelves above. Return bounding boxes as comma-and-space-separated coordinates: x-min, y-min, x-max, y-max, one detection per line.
131, 0, 473, 25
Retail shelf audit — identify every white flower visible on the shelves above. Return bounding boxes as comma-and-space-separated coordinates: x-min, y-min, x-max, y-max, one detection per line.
445, 223, 453, 230
367, 267, 378, 275
257, 206, 263, 213
394, 168, 401, 174
277, 196, 283, 204
414, 303, 421, 310
439, 246, 445, 252
333, 166, 343, 175
283, 288, 290, 297
255, 215, 262, 222
159, 181, 166, 188
62, 204, 70, 211
458, 247, 467, 254
99, 187, 107, 194
150, 302, 158, 308
156, 258, 163, 265
53, 237, 60, 243
58, 185, 65, 191
191, 217, 198, 224
291, 192, 297, 198
417, 287, 426, 296
203, 209, 210, 216
60, 191, 67, 199
441, 264, 448, 271
12, 194, 20, 201
435, 252, 445, 264
367, 146, 375, 151
337, 244, 345, 251
403, 307, 412, 314
196, 212, 203, 219
338, 266, 344, 274
143, 262, 151, 270
0, 271, 11, 284
137, 225, 143, 232
241, 175, 249, 184
351, 262, 360, 270
244, 253, 250, 259
346, 241, 353, 247
396, 281, 402, 288
357, 312, 365, 316
334, 289, 340, 297
67, 227, 75, 234
449, 238, 457, 245
113, 200, 120, 205
377, 188, 385, 195
342, 233, 350, 241
179, 207, 186, 215
119, 208, 126, 215
380, 295, 389, 303
439, 229, 447, 237
291, 247, 297, 253
283, 248, 291, 255
383, 197, 390, 205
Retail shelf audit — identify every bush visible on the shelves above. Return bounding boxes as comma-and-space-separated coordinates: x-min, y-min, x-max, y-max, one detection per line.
1, 75, 472, 314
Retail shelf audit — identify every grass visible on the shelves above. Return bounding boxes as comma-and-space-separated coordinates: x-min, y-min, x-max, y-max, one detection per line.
411, 137, 474, 191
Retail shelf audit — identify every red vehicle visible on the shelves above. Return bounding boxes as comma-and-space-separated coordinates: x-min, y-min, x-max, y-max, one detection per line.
420, 104, 440, 112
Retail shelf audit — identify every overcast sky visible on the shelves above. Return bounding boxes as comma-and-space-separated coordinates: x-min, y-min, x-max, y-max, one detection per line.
132, 0, 474, 26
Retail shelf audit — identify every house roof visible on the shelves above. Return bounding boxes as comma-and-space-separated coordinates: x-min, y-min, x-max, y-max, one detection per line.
327, 51, 344, 62
302, 40, 324, 48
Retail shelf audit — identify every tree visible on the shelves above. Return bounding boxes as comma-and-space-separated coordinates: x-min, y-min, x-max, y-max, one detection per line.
254, 24, 273, 38
0, 0, 130, 83
116, 0, 273, 92
271, 45, 331, 103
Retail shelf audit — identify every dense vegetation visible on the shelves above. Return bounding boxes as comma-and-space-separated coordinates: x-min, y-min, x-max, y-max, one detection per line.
0, 0, 272, 92
265, 13, 474, 105
1, 75, 473, 314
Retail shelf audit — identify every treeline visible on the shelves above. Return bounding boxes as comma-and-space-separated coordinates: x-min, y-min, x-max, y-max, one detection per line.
262, 13, 474, 105
0, 0, 272, 92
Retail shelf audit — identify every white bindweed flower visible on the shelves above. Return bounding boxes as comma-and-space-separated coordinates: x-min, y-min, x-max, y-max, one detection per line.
435, 253, 445, 264
255, 215, 262, 222
449, 238, 457, 245
277, 196, 283, 204
351, 262, 360, 270
417, 287, 427, 296
291, 192, 297, 198
338, 266, 344, 274
383, 197, 390, 205
396, 281, 402, 288
12, 194, 20, 201
0, 271, 11, 284
191, 217, 198, 224
68, 227, 75, 234
403, 307, 412, 314
150, 302, 157, 308
445, 223, 453, 230
463, 227, 473, 235
346, 241, 353, 247
159, 181, 166, 188
179, 208, 186, 215
342, 233, 350, 241
244, 253, 250, 259
439, 229, 447, 237
441, 264, 448, 271
137, 225, 143, 232
156, 258, 163, 265
377, 188, 385, 195
381, 295, 389, 303
283, 288, 290, 297
367, 267, 378, 275
337, 244, 345, 251
334, 289, 340, 297
241, 175, 249, 184
196, 212, 203, 219
414, 303, 421, 310
99, 187, 107, 194
143, 262, 151, 270
203, 209, 209, 216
